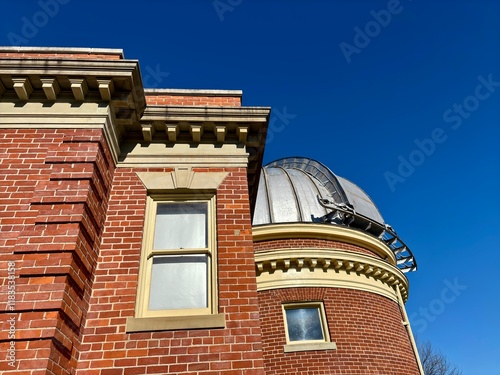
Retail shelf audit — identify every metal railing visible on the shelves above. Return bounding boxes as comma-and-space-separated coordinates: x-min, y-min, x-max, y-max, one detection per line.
317, 196, 417, 273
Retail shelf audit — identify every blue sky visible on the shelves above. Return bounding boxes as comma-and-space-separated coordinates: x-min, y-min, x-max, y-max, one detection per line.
2, 1, 499, 373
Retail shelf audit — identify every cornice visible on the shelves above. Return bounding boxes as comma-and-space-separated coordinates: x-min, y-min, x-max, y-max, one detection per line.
0, 54, 269, 212
138, 105, 270, 208
142, 105, 270, 122
0, 58, 138, 75
255, 248, 409, 302
0, 58, 146, 133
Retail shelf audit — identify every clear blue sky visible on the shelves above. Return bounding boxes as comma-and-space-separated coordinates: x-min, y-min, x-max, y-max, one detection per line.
2, 1, 499, 373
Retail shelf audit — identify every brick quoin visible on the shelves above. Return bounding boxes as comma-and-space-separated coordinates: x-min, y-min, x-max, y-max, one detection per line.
75, 167, 266, 375
0, 128, 115, 375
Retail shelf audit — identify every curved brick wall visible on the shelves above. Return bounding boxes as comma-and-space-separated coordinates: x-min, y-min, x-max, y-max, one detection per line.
254, 235, 419, 375
258, 287, 419, 375
254, 238, 381, 259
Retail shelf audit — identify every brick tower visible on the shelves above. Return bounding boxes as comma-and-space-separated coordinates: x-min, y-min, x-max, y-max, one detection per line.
252, 157, 422, 374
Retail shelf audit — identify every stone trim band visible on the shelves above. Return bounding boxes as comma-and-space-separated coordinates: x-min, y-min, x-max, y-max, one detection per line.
255, 248, 409, 302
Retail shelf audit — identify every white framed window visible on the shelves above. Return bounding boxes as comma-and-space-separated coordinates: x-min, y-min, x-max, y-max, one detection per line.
282, 302, 336, 352
136, 195, 217, 318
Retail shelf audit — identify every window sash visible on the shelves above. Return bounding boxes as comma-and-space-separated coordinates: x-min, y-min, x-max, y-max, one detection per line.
153, 202, 208, 250
149, 254, 209, 310
137, 195, 217, 318
283, 302, 330, 344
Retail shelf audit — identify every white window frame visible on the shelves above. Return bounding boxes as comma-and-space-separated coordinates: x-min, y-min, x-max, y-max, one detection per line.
135, 194, 218, 318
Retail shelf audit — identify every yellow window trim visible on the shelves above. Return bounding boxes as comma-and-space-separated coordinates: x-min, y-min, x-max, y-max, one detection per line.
282, 302, 336, 352
135, 194, 218, 319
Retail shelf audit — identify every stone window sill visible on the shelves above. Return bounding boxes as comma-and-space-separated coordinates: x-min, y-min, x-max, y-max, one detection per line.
126, 313, 226, 333
283, 341, 337, 353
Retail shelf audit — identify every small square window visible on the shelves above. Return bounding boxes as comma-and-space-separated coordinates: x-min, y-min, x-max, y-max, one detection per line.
282, 302, 336, 353
285, 306, 324, 341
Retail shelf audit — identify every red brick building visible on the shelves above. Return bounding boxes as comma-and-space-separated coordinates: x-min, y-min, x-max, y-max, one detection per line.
0, 47, 422, 374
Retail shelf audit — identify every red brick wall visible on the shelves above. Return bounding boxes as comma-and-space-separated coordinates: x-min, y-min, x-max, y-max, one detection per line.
254, 238, 381, 259
146, 95, 241, 107
75, 167, 266, 375
0, 128, 115, 374
259, 287, 419, 375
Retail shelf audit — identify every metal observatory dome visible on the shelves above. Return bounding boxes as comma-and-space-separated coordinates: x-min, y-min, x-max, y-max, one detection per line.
253, 157, 416, 273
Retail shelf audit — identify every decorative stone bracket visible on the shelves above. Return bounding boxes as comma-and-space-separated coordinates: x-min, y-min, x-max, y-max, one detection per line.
255, 248, 409, 302
0, 58, 146, 132
140, 121, 252, 145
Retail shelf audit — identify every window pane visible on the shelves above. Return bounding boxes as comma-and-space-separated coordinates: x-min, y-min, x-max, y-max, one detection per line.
149, 255, 208, 310
153, 202, 207, 250
285, 307, 324, 341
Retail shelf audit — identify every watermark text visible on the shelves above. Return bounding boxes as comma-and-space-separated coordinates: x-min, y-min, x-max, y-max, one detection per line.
384, 74, 499, 192
6, 261, 16, 368
339, 0, 405, 64
7, 0, 71, 45
410, 278, 466, 333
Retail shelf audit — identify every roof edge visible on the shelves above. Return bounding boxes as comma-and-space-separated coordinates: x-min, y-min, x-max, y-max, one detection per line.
144, 88, 243, 97
0, 46, 124, 58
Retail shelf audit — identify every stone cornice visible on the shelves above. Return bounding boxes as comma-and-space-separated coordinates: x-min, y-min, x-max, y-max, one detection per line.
0, 58, 138, 76
142, 105, 270, 123
0, 58, 145, 133
255, 248, 409, 302
138, 105, 270, 207
0, 53, 269, 212
252, 223, 397, 266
